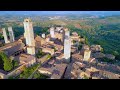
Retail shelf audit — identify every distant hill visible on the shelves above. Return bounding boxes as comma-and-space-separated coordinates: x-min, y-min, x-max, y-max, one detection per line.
0, 11, 120, 17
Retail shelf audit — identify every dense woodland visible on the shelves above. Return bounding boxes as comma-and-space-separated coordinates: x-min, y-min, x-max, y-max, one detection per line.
0, 15, 120, 60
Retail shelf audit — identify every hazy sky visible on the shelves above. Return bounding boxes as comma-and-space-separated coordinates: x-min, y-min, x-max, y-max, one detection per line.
0, 11, 120, 16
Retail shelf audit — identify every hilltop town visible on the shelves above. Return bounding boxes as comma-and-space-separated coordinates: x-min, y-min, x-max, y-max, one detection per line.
0, 18, 120, 79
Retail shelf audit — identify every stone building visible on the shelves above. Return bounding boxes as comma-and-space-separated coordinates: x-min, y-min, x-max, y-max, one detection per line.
23, 18, 35, 55
35, 35, 46, 48
92, 52, 105, 59
50, 64, 67, 79
50, 27, 55, 38
64, 29, 71, 63
99, 70, 120, 79
54, 32, 64, 42
19, 54, 36, 67
41, 33, 45, 38
90, 45, 103, 52
42, 48, 54, 55
2, 28, 9, 44
72, 32, 79, 36
72, 53, 83, 62
82, 44, 90, 50
0, 40, 25, 57
83, 50, 91, 61
8, 27, 15, 42
38, 67, 53, 77
0, 70, 7, 79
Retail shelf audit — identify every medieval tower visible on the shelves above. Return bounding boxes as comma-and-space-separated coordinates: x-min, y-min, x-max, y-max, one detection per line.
64, 28, 71, 63
50, 27, 55, 38
2, 28, 9, 44
23, 18, 35, 55
8, 27, 15, 42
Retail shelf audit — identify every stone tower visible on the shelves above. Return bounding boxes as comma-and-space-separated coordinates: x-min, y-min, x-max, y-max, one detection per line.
83, 50, 91, 61
61, 29, 65, 43
64, 28, 70, 38
64, 28, 71, 63
50, 27, 55, 38
2, 28, 9, 44
42, 33, 45, 38
23, 18, 35, 55
8, 27, 15, 42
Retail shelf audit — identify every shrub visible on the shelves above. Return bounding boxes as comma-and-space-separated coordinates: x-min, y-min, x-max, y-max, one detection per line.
19, 64, 40, 79
47, 54, 51, 59
12, 60, 19, 68
33, 71, 49, 79
101, 57, 115, 64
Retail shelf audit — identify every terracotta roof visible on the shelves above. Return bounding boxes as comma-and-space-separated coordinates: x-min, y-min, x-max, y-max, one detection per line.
50, 64, 67, 79
38, 67, 53, 76
0, 41, 25, 56
35, 35, 43, 42
72, 53, 83, 61
56, 54, 64, 60
19, 54, 35, 64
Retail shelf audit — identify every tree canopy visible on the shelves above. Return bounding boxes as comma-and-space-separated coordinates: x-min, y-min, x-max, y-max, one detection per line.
0, 51, 13, 71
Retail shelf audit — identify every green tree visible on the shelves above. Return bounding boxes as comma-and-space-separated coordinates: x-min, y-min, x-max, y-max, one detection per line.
0, 51, 13, 71
83, 74, 89, 79
85, 37, 89, 45
12, 60, 19, 68
33, 72, 48, 79
54, 47, 57, 52
101, 48, 104, 53
78, 43, 82, 50
101, 57, 115, 64
3, 59, 13, 71
36, 49, 45, 58
47, 54, 51, 59
0, 55, 4, 69
112, 51, 119, 56
8, 76, 15, 79
19, 64, 39, 79
0, 34, 3, 40
73, 40, 76, 44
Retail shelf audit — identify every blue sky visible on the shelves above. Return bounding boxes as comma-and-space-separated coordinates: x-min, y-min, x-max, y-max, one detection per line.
0, 11, 120, 16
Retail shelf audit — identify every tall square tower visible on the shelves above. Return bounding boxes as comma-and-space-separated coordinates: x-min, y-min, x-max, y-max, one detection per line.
23, 18, 35, 55
64, 28, 71, 63
8, 27, 15, 42
2, 28, 9, 44
83, 50, 91, 61
50, 27, 55, 38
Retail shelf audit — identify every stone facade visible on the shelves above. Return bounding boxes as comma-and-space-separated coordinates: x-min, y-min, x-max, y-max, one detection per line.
90, 45, 103, 52
23, 18, 35, 55
8, 27, 15, 42
42, 48, 54, 55
2, 28, 9, 44
64, 29, 71, 63
83, 50, 91, 61
50, 27, 55, 38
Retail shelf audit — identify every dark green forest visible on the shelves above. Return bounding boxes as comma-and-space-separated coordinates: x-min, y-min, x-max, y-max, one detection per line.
67, 16, 120, 60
